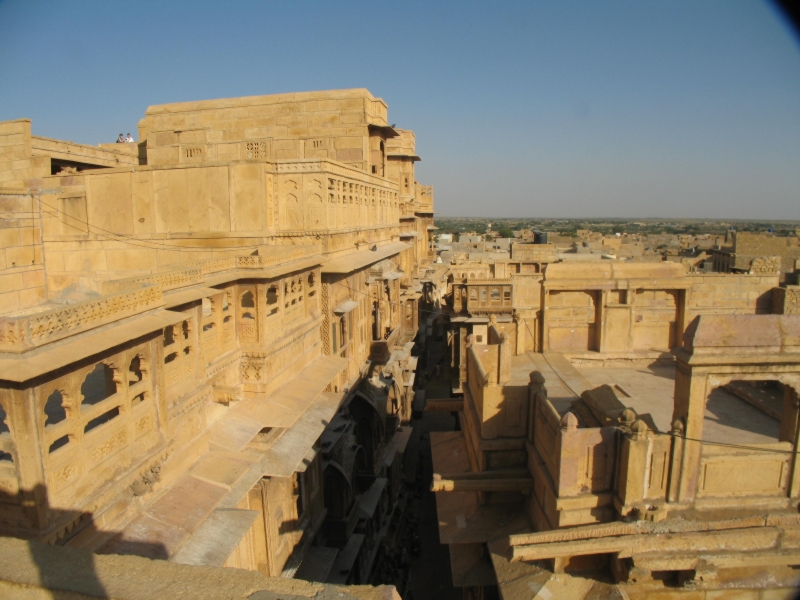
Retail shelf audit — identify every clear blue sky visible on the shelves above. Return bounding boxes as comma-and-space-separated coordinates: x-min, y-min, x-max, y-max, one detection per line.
1, 0, 798, 219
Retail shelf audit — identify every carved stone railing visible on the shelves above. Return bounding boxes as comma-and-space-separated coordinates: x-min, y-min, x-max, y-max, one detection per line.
0, 286, 163, 353
0, 245, 324, 353
102, 244, 322, 294
276, 159, 396, 188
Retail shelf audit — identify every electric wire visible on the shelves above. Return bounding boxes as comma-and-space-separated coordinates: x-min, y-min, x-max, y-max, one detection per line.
5, 199, 796, 458
32, 194, 269, 252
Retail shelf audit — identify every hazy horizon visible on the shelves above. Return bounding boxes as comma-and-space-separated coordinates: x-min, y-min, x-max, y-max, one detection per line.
1, 1, 798, 220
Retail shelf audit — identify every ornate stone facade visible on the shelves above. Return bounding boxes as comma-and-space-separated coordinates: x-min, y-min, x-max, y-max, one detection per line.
0, 89, 435, 592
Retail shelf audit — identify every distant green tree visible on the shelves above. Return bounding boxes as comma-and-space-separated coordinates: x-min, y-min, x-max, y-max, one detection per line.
496, 227, 514, 238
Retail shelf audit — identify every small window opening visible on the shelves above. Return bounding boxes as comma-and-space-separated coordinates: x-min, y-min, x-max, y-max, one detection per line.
44, 390, 67, 426
222, 293, 229, 311
81, 364, 117, 408
202, 298, 213, 317
163, 327, 175, 346
165, 352, 178, 364
241, 291, 255, 308
242, 312, 255, 321
202, 322, 215, 332
48, 435, 69, 453
84, 407, 120, 433
131, 393, 145, 406
128, 356, 143, 384
182, 321, 190, 340
0, 403, 10, 435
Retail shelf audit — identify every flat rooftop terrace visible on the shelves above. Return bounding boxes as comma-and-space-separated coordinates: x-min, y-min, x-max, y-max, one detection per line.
509, 352, 782, 446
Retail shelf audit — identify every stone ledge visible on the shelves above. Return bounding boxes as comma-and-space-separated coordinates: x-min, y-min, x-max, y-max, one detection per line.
0, 536, 399, 600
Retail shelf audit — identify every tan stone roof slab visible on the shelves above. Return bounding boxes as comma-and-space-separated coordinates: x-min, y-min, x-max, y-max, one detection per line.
357, 477, 388, 519
294, 545, 339, 583
208, 409, 264, 453
0, 535, 399, 599
169, 508, 259, 568
146, 474, 229, 534
203, 257, 322, 286
262, 390, 345, 477
162, 285, 220, 308
334, 299, 359, 314
0, 310, 187, 383
322, 242, 411, 274
684, 314, 800, 353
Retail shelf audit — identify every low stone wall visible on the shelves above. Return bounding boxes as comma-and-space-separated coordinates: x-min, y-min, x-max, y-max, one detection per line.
0, 536, 398, 600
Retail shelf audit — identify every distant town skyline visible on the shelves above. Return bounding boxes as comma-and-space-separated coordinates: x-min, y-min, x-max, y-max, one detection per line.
1, 0, 798, 219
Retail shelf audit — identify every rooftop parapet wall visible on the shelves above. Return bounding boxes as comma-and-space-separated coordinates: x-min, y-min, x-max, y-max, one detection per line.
0, 536, 400, 600
682, 314, 800, 358
37, 159, 401, 297
774, 286, 800, 315
685, 272, 777, 317
32, 136, 139, 169
0, 285, 163, 353
0, 245, 321, 353
0, 120, 48, 188
138, 89, 394, 170
101, 244, 321, 293
385, 129, 418, 159
510, 242, 558, 262
543, 261, 688, 287
0, 191, 46, 313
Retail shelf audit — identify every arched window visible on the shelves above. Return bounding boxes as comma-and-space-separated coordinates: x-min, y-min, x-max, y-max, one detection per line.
480, 289, 487, 302
469, 289, 477, 300
80, 364, 117, 408
84, 407, 120, 433
267, 286, 278, 315
44, 390, 67, 426
128, 356, 143, 384
202, 297, 213, 317
0, 402, 10, 435
182, 321, 190, 340
241, 291, 255, 309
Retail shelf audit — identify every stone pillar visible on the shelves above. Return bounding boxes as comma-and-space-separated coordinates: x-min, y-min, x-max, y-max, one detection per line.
498, 332, 511, 385
10, 387, 49, 529
673, 365, 708, 502
782, 381, 800, 498
515, 315, 525, 356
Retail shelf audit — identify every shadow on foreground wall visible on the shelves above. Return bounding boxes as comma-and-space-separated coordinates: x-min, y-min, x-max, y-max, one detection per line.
0, 483, 167, 598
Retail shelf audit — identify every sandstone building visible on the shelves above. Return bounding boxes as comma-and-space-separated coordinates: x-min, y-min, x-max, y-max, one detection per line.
429, 240, 800, 598
0, 89, 437, 595
4, 87, 800, 600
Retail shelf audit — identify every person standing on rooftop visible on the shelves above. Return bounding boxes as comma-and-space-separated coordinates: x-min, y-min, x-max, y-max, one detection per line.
125, 133, 134, 143
116, 133, 124, 143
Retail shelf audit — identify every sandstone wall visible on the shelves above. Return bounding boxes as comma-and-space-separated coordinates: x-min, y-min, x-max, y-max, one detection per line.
0, 191, 46, 312
38, 161, 401, 296
138, 89, 391, 174
686, 273, 776, 318
0, 120, 49, 189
